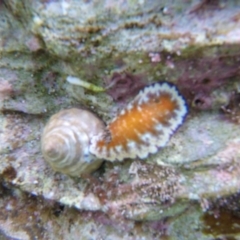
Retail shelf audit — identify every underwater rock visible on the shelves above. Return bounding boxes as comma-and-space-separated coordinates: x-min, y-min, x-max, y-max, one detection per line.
1, 0, 240, 239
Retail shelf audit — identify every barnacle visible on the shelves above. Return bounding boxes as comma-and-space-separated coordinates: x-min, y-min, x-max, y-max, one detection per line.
41, 108, 105, 177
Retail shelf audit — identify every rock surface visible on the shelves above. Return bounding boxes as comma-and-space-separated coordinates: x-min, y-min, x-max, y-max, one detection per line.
1, 0, 240, 239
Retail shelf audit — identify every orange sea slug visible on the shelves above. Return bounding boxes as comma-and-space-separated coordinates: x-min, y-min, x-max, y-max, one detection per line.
90, 82, 188, 161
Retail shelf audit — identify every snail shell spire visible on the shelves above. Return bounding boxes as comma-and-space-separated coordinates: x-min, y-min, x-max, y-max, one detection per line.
90, 82, 188, 161
41, 108, 105, 177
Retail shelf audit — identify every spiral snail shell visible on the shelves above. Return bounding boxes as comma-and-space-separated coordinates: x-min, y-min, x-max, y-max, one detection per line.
41, 108, 105, 177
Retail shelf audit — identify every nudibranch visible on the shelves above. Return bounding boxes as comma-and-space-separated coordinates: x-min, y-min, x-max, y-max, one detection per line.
90, 82, 188, 161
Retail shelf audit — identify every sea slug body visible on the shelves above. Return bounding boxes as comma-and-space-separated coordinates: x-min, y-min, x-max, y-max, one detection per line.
90, 82, 188, 161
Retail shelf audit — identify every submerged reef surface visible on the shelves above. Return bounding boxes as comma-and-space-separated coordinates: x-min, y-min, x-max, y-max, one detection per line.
1, 0, 240, 239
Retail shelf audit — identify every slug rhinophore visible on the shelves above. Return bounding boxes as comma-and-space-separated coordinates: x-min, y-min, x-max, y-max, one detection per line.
41, 108, 105, 177
90, 82, 188, 161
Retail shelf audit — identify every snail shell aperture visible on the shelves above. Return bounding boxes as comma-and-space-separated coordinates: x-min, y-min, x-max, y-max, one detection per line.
41, 108, 105, 177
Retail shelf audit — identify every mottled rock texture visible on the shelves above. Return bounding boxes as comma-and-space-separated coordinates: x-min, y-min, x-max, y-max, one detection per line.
1, 0, 240, 239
